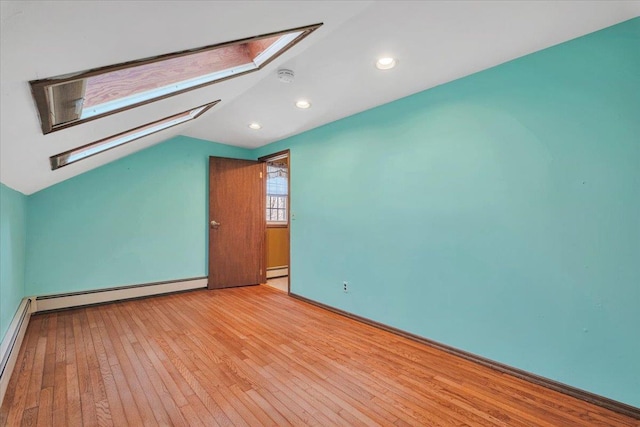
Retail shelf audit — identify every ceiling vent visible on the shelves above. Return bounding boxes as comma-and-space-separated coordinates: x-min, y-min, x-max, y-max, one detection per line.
277, 69, 295, 83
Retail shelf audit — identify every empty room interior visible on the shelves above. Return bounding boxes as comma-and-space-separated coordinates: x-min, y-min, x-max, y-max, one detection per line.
1, 1, 639, 425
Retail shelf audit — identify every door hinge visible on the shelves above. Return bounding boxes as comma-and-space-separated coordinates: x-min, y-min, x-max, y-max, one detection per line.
259, 172, 263, 178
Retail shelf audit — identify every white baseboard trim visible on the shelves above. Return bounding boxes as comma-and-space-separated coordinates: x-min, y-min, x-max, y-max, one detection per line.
0, 297, 34, 405
35, 277, 208, 313
266, 267, 288, 279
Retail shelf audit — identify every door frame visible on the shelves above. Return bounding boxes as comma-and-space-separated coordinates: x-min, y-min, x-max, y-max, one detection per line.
259, 149, 291, 294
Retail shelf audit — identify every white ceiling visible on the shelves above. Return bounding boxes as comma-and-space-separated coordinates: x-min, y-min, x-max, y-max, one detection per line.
1, 1, 638, 195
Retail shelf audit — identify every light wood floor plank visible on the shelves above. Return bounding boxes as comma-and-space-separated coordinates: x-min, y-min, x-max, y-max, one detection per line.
88, 312, 130, 425
84, 309, 128, 426
102, 305, 170, 426
2, 285, 638, 426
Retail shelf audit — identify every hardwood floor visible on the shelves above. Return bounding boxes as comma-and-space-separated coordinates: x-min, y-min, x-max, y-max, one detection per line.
1, 285, 636, 426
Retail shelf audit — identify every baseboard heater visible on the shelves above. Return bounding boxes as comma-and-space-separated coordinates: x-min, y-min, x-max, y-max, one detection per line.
266, 266, 288, 279
0, 298, 33, 404
34, 277, 208, 313
0, 277, 208, 406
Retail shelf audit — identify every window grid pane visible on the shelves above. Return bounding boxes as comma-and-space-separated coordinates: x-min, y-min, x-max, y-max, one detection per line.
266, 160, 288, 223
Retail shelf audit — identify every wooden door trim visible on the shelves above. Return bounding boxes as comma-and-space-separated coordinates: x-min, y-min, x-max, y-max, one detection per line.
258, 149, 290, 162
259, 149, 291, 294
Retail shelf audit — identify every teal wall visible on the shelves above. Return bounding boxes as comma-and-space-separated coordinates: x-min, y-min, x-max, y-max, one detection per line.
0, 183, 27, 341
255, 19, 640, 406
26, 136, 251, 295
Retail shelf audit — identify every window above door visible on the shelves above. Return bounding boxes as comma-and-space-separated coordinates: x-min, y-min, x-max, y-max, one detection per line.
266, 157, 288, 225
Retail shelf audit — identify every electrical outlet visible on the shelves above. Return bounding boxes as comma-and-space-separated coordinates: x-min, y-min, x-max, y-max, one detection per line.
343, 281, 348, 293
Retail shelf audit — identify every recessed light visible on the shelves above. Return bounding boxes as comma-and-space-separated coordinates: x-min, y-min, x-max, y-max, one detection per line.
248, 122, 262, 130
376, 57, 397, 70
295, 100, 311, 109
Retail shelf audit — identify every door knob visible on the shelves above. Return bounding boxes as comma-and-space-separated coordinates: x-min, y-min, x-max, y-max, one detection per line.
211, 220, 221, 228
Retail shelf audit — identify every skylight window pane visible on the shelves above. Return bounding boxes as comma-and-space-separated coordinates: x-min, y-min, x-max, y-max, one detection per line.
50, 101, 218, 170
30, 23, 322, 134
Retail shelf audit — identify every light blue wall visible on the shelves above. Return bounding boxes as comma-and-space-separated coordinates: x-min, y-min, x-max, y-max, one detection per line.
254, 19, 640, 406
26, 136, 252, 295
0, 183, 27, 341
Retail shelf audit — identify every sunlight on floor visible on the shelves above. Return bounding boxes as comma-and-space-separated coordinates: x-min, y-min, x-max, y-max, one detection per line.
265, 276, 288, 292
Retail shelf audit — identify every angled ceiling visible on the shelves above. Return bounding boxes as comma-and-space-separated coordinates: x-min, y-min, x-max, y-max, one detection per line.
1, 1, 638, 195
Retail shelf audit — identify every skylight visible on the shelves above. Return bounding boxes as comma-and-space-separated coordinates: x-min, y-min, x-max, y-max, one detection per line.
31, 23, 322, 134
49, 101, 219, 170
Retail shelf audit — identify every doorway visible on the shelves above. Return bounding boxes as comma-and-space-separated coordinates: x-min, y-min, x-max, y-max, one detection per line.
260, 150, 290, 293
208, 156, 266, 289
206, 152, 290, 292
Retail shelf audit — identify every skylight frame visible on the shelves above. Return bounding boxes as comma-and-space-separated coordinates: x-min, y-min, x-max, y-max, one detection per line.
49, 100, 219, 170
31, 23, 323, 135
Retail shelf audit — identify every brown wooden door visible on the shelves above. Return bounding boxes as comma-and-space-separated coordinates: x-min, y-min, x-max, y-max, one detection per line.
208, 157, 266, 289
